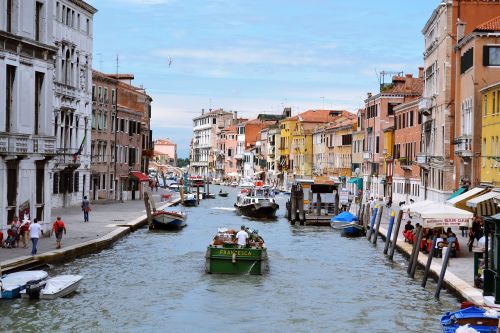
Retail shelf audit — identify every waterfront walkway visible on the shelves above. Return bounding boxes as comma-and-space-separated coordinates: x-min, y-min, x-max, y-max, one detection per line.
0, 189, 179, 272
375, 205, 483, 305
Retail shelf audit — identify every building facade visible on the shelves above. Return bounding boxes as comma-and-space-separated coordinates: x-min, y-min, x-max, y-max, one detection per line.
480, 82, 500, 188
153, 138, 177, 166
0, 0, 58, 231
51, 0, 96, 208
418, 0, 500, 201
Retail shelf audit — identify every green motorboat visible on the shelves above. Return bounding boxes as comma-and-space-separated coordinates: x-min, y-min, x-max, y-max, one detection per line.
205, 228, 268, 275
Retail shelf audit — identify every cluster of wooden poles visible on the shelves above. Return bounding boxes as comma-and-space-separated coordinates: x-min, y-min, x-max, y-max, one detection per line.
357, 202, 452, 299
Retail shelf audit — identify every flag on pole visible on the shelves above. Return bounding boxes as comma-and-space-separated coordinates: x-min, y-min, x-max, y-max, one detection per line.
73, 130, 87, 162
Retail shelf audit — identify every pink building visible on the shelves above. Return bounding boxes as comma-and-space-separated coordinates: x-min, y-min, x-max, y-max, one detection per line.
154, 138, 177, 166
222, 126, 238, 179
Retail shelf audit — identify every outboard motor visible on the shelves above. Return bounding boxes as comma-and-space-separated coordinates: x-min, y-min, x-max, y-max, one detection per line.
24, 279, 47, 299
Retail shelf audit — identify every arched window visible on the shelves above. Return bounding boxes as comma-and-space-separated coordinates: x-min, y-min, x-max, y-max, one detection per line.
65, 50, 71, 85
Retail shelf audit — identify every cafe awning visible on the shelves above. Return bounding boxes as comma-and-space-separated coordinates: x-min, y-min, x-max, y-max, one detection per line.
402, 200, 434, 212
130, 171, 150, 182
467, 191, 500, 217
413, 203, 473, 228
447, 186, 468, 200
446, 187, 490, 211
347, 177, 363, 189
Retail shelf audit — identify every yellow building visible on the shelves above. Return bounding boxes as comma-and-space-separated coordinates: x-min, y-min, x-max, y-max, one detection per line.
324, 115, 357, 180
480, 82, 500, 187
279, 117, 297, 172
290, 122, 315, 178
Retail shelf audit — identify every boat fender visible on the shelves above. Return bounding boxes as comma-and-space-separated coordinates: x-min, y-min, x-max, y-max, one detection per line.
232, 252, 236, 264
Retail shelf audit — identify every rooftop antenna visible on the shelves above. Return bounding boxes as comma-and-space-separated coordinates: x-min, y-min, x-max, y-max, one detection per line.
115, 54, 120, 75
97, 53, 103, 71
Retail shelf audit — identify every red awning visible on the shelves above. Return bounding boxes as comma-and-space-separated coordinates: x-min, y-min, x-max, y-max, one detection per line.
130, 171, 150, 182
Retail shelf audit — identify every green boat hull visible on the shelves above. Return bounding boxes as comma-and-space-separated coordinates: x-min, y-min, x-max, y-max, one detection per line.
205, 246, 268, 275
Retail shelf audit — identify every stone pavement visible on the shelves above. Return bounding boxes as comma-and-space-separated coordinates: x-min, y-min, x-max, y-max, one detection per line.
0, 188, 179, 266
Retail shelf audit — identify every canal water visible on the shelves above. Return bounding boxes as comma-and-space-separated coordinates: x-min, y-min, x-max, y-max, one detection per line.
1, 186, 457, 332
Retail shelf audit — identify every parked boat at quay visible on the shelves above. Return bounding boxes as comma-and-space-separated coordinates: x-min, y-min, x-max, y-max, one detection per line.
234, 184, 279, 219
0, 270, 48, 299
150, 210, 187, 230
205, 228, 268, 275
22, 275, 83, 300
218, 190, 229, 197
330, 212, 364, 237
182, 193, 198, 207
440, 307, 499, 332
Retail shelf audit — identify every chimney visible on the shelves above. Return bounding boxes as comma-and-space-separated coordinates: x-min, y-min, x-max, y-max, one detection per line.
209, 108, 212, 112
202, 108, 205, 115
457, 19, 466, 41
234, 111, 238, 120
405, 74, 413, 78
367, 92, 372, 98
418, 67, 424, 78
283, 107, 291, 118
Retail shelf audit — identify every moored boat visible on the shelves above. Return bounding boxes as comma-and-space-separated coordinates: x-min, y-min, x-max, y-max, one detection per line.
218, 191, 229, 197
205, 228, 268, 275
234, 186, 279, 219
23, 275, 83, 300
151, 210, 187, 230
182, 193, 198, 207
440, 306, 499, 332
203, 193, 216, 199
1, 270, 49, 299
330, 212, 364, 237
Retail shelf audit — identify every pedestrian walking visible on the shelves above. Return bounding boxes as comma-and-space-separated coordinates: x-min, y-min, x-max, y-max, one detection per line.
29, 218, 43, 256
20, 216, 30, 248
10, 216, 21, 248
51, 217, 67, 249
81, 196, 91, 222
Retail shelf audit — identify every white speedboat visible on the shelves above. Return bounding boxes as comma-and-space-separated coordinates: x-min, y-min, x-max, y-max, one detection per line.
40, 275, 83, 300
1, 270, 49, 299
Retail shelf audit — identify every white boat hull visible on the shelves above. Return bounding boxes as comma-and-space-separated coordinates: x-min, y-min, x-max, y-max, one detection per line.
39, 275, 83, 300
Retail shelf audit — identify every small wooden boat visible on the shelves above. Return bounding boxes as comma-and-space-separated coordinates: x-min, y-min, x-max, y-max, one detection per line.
151, 211, 187, 230
1, 270, 48, 299
182, 193, 197, 207
168, 183, 181, 192
218, 191, 229, 197
203, 193, 216, 199
341, 223, 365, 237
441, 306, 499, 332
205, 228, 268, 275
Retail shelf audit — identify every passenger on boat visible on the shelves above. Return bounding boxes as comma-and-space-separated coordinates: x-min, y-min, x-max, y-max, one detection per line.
235, 225, 249, 248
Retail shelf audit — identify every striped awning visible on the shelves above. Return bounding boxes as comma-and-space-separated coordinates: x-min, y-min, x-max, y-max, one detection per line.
467, 191, 500, 217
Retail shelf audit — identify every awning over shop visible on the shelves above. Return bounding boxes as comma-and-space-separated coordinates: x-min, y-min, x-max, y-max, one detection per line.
447, 187, 468, 200
130, 171, 150, 182
402, 200, 434, 212
467, 191, 500, 217
413, 203, 473, 228
347, 177, 363, 189
446, 187, 490, 211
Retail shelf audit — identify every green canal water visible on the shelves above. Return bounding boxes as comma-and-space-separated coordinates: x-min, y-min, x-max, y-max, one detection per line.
0, 186, 457, 332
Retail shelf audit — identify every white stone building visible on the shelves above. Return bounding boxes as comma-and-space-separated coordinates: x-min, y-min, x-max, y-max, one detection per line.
190, 108, 235, 177
51, 0, 96, 208
0, 0, 58, 232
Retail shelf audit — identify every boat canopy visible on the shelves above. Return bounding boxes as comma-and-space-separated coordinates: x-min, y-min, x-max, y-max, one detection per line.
311, 183, 338, 193
331, 211, 358, 223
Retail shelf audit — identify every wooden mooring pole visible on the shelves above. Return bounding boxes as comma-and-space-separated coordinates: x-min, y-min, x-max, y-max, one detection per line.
144, 191, 153, 228
372, 205, 384, 244
388, 210, 403, 261
407, 227, 420, 275
367, 205, 378, 241
435, 245, 452, 299
196, 186, 200, 206
383, 210, 396, 254
409, 226, 424, 278
290, 185, 297, 225
297, 189, 305, 223
421, 236, 438, 288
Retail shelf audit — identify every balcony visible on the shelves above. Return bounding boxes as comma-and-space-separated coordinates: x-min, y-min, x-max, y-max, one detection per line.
398, 158, 413, 171
454, 135, 473, 158
54, 148, 81, 169
363, 151, 372, 160
54, 82, 78, 99
235, 154, 243, 160
418, 97, 433, 116
32, 136, 56, 155
416, 153, 428, 166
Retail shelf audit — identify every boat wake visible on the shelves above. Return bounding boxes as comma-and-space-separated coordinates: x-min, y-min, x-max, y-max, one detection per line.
212, 207, 236, 211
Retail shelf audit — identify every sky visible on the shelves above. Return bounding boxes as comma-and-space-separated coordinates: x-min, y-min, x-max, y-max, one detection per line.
87, 0, 438, 158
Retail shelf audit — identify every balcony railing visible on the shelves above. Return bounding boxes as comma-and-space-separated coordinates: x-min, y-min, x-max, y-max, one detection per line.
455, 135, 473, 158
418, 97, 432, 113
54, 81, 78, 99
0, 133, 56, 155
416, 153, 428, 166
363, 151, 372, 160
